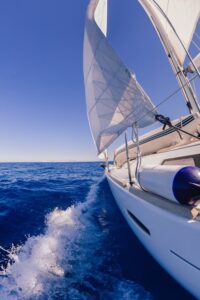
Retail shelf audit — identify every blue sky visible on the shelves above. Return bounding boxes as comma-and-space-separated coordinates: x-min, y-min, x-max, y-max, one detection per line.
0, 0, 192, 162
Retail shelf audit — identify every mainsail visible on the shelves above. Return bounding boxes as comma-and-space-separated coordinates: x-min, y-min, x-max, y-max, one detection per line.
83, 0, 157, 154
139, 0, 200, 66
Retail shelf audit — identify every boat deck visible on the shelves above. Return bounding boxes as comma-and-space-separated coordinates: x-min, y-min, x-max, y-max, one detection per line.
107, 140, 200, 221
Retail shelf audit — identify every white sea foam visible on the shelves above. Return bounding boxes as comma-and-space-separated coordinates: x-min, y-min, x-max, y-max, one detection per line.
0, 176, 153, 300
0, 178, 101, 299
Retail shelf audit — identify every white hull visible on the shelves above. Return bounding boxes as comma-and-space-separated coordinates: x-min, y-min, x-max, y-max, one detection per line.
107, 175, 200, 298
83, 0, 200, 298
107, 142, 200, 299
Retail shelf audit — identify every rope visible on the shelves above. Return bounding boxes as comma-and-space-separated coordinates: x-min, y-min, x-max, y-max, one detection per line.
135, 73, 199, 125
155, 114, 200, 140
173, 125, 200, 140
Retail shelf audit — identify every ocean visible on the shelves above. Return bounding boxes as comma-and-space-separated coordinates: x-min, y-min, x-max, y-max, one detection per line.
0, 162, 194, 299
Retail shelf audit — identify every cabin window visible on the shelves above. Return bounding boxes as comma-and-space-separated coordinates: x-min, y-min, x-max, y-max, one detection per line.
127, 210, 150, 236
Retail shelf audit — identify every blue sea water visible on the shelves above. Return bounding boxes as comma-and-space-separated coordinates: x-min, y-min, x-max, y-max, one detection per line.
0, 162, 195, 299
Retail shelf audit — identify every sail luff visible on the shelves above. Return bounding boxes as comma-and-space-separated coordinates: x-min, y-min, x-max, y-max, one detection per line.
83, 0, 157, 154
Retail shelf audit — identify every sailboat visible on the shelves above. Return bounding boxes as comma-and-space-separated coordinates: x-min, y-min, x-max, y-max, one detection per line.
83, 0, 200, 298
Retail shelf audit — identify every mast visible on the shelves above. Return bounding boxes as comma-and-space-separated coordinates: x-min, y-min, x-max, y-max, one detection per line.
160, 29, 200, 114
171, 55, 200, 114
139, 0, 200, 114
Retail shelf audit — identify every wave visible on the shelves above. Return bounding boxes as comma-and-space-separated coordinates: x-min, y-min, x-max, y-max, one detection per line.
0, 176, 153, 300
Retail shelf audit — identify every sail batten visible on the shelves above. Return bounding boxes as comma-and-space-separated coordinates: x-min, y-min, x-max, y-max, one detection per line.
83, 0, 157, 154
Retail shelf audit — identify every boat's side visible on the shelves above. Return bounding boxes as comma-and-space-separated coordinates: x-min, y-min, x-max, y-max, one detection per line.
107, 173, 200, 298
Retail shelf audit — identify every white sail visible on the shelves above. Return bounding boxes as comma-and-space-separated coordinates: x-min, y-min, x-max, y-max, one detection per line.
83, 0, 157, 154
139, 0, 200, 66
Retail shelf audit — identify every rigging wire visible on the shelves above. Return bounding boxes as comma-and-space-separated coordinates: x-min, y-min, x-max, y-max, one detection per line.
192, 75, 198, 100
192, 40, 200, 52
132, 123, 142, 187
135, 73, 199, 125
125, 131, 133, 186
115, 74, 200, 164
155, 114, 200, 140
194, 31, 200, 42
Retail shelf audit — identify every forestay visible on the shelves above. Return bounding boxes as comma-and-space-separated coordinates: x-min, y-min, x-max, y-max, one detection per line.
83, 0, 157, 154
139, 0, 200, 66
